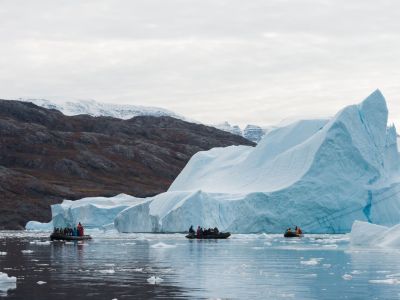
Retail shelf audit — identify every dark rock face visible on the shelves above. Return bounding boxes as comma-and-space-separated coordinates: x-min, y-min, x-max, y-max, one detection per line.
0, 100, 254, 229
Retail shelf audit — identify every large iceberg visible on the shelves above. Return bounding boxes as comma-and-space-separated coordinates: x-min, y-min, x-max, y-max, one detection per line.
28, 90, 400, 233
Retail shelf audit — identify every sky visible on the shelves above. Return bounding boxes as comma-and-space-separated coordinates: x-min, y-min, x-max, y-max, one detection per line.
0, 0, 399, 127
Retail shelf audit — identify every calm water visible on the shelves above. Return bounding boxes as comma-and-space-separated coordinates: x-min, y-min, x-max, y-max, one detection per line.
1, 231, 400, 299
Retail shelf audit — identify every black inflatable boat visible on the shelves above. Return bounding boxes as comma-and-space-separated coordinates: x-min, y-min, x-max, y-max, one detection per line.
50, 233, 92, 241
186, 232, 231, 239
283, 231, 303, 238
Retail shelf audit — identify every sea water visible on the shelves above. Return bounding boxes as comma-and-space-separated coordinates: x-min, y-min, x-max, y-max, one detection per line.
1, 231, 400, 299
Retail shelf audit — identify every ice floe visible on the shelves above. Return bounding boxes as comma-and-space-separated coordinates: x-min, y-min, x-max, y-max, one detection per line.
147, 276, 164, 284
0, 272, 16, 295
350, 221, 400, 248
369, 279, 400, 285
342, 274, 353, 280
98, 269, 115, 274
300, 258, 321, 266
151, 242, 176, 249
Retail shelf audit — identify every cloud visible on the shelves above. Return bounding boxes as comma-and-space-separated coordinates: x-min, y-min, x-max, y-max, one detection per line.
0, 0, 399, 127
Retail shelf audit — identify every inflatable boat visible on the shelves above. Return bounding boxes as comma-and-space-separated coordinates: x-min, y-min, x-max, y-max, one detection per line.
283, 231, 303, 238
186, 232, 231, 239
50, 233, 92, 241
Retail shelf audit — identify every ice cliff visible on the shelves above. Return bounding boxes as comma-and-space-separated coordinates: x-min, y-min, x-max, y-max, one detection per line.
28, 90, 400, 233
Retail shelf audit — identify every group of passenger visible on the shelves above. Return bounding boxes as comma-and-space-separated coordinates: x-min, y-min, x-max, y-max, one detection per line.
53, 222, 85, 237
189, 225, 219, 237
286, 226, 302, 235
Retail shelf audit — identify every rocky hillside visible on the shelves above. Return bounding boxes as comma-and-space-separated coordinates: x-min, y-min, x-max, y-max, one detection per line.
0, 100, 254, 229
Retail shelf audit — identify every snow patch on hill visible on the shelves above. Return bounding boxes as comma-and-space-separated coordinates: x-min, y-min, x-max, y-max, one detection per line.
21, 98, 272, 143
19, 98, 190, 121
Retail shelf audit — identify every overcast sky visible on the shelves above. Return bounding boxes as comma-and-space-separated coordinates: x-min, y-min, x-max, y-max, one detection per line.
1, 0, 399, 127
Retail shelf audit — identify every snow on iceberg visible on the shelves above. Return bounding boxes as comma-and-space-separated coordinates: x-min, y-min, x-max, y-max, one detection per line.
30, 90, 400, 233
169, 118, 329, 193
350, 220, 400, 248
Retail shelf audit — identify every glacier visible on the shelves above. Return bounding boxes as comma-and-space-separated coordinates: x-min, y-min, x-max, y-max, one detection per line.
27, 90, 400, 233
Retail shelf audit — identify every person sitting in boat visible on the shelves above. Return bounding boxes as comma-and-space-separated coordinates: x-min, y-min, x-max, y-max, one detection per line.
214, 227, 219, 233
77, 222, 84, 236
200, 227, 205, 237
296, 226, 302, 235
73, 227, 78, 236
286, 227, 292, 234
189, 225, 195, 234
196, 226, 201, 237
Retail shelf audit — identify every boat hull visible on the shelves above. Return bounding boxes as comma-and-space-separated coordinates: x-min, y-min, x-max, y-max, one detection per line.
50, 233, 92, 241
185, 232, 231, 239
284, 232, 303, 238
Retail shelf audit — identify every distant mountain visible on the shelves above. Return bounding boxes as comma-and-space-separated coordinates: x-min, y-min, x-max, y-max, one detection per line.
21, 98, 270, 143
243, 125, 267, 143
19, 98, 190, 121
215, 122, 276, 143
214, 122, 242, 136
0, 100, 254, 229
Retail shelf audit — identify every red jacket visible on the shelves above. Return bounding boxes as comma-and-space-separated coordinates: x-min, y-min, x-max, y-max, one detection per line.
77, 224, 84, 236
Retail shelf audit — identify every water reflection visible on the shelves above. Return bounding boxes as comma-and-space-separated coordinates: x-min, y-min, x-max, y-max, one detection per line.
1, 231, 400, 299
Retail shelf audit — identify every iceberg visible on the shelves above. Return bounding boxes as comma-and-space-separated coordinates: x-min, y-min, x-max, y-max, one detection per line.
26, 194, 148, 230
115, 90, 400, 233
28, 90, 400, 233
25, 220, 53, 231
350, 220, 400, 248
0, 272, 16, 296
